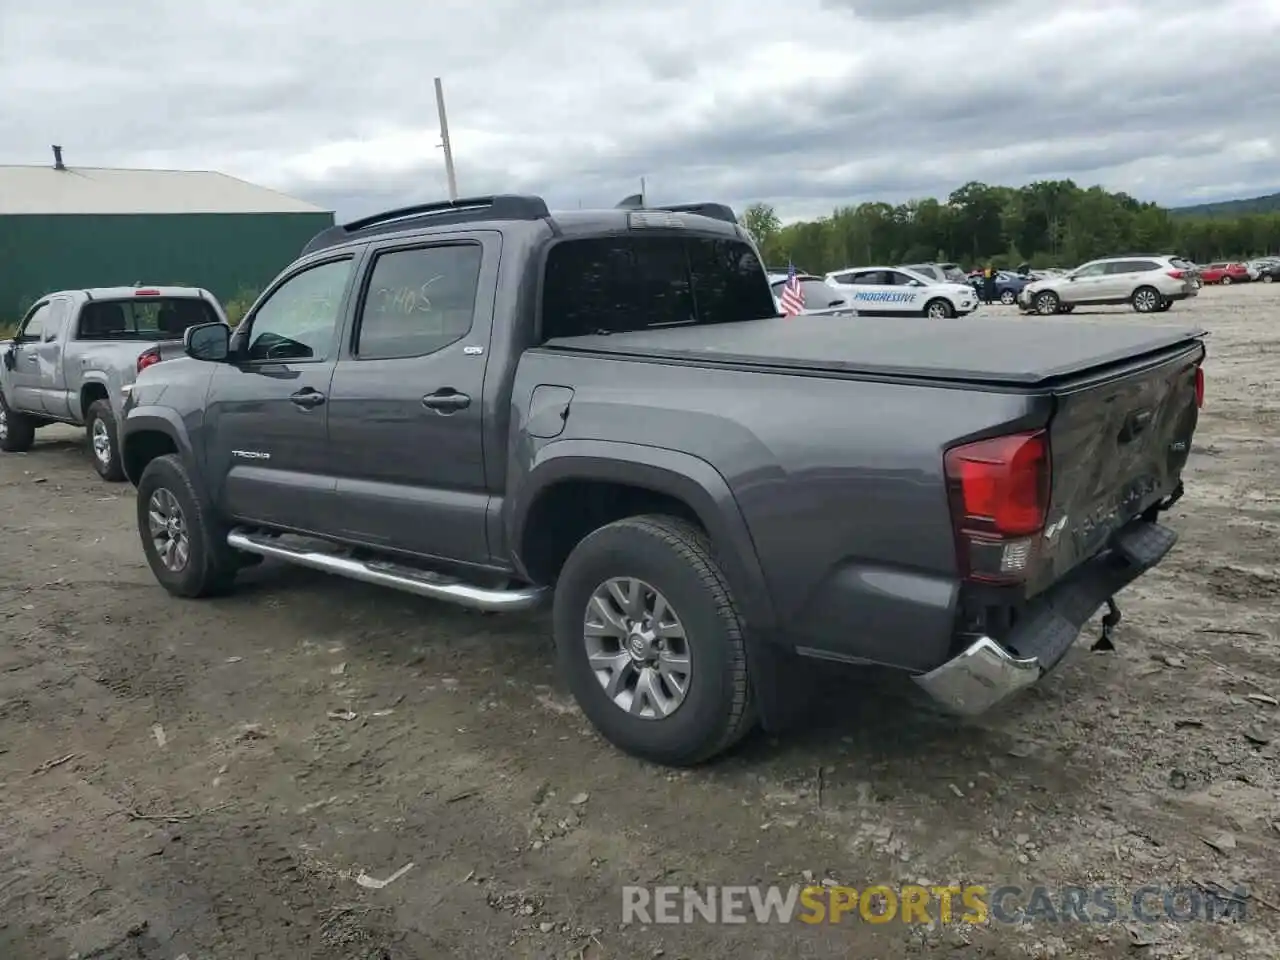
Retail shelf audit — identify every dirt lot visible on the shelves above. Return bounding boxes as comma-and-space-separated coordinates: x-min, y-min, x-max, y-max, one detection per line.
1, 283, 1277, 960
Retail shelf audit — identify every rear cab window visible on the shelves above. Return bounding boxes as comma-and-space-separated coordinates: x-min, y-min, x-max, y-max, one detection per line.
77, 297, 220, 341
540, 234, 775, 339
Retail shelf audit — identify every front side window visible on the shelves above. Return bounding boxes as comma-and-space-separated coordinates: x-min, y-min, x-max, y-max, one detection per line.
1074, 262, 1108, 278
355, 243, 483, 360
18, 302, 51, 341
540, 235, 775, 339
245, 259, 353, 362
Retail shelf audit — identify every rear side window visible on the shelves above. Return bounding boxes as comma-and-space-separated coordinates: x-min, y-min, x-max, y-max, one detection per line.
355, 244, 483, 360
540, 235, 775, 339
78, 297, 220, 340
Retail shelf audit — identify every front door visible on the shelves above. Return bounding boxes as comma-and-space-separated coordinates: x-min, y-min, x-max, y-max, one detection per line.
326, 234, 497, 565
202, 255, 359, 533
1066, 261, 1110, 302
5, 300, 53, 412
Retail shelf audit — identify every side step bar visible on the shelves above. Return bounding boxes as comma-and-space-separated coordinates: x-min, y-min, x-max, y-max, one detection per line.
226, 529, 547, 612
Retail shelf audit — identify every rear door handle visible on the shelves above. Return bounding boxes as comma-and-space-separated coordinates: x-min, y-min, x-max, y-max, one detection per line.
422, 389, 470, 412
290, 388, 326, 409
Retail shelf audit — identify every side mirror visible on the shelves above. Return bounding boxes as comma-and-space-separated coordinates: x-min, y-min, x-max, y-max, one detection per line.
184, 322, 230, 362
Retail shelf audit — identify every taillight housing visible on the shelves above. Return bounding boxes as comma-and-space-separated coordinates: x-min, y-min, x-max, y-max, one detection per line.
944, 430, 1050, 584
137, 347, 162, 374
1167, 269, 1184, 279
1194, 365, 1204, 408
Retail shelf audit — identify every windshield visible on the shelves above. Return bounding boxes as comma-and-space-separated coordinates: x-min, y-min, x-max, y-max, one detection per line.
541, 234, 776, 338
77, 297, 220, 341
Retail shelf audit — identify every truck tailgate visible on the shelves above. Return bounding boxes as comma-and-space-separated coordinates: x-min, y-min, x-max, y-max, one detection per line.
1029, 341, 1204, 596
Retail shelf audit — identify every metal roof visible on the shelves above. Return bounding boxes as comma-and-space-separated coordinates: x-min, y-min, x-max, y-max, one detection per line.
0, 165, 330, 216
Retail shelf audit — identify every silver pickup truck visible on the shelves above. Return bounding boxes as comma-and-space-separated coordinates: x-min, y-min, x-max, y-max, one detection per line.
0, 286, 229, 479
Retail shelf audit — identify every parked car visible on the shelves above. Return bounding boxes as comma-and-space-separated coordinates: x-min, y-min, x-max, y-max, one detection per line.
825, 265, 977, 318
119, 194, 1205, 767
901, 262, 967, 284
1017, 256, 1199, 315
968, 270, 1032, 305
768, 274, 858, 317
1199, 262, 1251, 285
1248, 259, 1280, 283
0, 286, 229, 478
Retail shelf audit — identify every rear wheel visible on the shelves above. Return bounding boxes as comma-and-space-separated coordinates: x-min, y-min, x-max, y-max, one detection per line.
1221, 275, 1233, 285
137, 454, 240, 598
999, 289, 1016, 305
0, 392, 36, 453
1131, 286, 1161, 314
924, 298, 954, 319
1263, 274, 1274, 283
553, 515, 754, 766
1034, 291, 1060, 315
86, 399, 126, 481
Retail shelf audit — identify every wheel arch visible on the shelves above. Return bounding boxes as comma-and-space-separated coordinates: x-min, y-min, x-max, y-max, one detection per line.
121, 407, 193, 487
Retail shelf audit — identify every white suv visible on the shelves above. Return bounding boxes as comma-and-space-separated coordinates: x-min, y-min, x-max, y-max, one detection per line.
1017, 256, 1199, 316
825, 265, 977, 319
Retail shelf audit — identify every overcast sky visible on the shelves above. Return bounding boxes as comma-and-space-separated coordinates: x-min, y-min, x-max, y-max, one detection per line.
2, 0, 1278, 222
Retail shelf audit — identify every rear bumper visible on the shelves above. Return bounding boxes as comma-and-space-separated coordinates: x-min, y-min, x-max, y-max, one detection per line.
915, 518, 1178, 715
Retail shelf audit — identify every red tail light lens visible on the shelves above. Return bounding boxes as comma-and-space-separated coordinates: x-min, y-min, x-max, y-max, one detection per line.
1194, 365, 1204, 408
945, 430, 1051, 584
1167, 269, 1184, 279
137, 347, 162, 374
134, 288, 161, 296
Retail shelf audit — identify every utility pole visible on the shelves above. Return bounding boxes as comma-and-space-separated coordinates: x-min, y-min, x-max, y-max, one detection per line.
639, 176, 646, 205
434, 77, 458, 201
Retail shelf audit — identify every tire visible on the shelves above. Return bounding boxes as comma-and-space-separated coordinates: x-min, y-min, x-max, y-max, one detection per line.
923, 298, 954, 319
0, 391, 36, 453
1034, 291, 1060, 316
136, 454, 240, 598
1263, 275, 1274, 284
86, 399, 126, 481
999, 289, 1016, 305
552, 515, 754, 767
1157, 301, 1173, 312
1221, 275, 1232, 285
1131, 286, 1161, 314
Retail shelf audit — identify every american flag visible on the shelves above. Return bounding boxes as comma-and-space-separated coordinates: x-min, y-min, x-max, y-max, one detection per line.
779, 262, 805, 317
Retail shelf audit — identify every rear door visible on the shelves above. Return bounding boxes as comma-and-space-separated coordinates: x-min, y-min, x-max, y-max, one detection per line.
202, 254, 359, 531
325, 232, 498, 565
1032, 344, 1203, 594
1101, 259, 1148, 300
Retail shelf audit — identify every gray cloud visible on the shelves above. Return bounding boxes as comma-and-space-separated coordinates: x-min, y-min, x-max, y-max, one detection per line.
2, 0, 1277, 225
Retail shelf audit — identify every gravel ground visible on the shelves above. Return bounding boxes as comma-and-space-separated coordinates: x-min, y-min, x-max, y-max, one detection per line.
1, 283, 1277, 960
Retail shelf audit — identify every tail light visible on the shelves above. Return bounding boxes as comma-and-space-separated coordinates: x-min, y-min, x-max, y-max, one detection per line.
944, 430, 1050, 584
134, 288, 161, 297
137, 347, 162, 374
1194, 365, 1204, 408
1167, 269, 1184, 279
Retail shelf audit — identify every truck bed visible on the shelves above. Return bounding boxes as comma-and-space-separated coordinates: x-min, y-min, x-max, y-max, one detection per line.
543, 314, 1207, 387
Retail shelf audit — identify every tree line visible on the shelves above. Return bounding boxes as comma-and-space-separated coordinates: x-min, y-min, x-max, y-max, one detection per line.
740, 179, 1280, 275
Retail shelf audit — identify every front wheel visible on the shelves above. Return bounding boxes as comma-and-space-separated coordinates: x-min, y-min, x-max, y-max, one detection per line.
1131, 286, 1162, 313
86, 399, 126, 481
924, 298, 954, 319
1263, 275, 1274, 284
137, 454, 240, 598
553, 515, 754, 766
1221, 275, 1233, 285
999, 289, 1017, 305
0, 392, 37, 453
1034, 291, 1061, 315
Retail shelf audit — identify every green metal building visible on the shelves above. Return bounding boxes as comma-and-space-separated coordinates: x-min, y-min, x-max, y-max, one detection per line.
0, 156, 334, 321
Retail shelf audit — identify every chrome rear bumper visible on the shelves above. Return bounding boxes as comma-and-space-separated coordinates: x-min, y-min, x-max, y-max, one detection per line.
913, 636, 1040, 715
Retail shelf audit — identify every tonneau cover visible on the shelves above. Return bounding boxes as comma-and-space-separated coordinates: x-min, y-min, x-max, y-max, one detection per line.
543, 315, 1207, 387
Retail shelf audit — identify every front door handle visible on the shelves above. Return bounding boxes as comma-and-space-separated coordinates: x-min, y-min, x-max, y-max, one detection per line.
290, 388, 326, 409
422, 389, 470, 412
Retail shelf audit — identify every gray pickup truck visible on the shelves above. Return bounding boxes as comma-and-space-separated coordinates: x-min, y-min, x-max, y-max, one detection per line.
118, 195, 1206, 766
0, 286, 229, 479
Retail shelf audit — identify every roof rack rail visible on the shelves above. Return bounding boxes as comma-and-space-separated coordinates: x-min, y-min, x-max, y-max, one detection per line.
301, 194, 551, 255
613, 196, 740, 226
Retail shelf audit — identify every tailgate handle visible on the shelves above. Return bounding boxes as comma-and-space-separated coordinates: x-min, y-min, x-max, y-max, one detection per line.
1118, 408, 1153, 443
